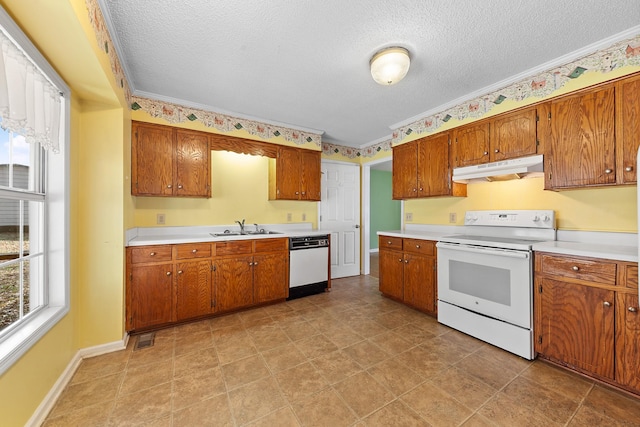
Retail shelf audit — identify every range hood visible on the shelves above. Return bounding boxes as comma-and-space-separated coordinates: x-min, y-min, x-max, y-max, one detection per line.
453, 154, 544, 183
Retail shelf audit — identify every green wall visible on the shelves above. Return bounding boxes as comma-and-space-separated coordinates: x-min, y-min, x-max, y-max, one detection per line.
370, 169, 401, 249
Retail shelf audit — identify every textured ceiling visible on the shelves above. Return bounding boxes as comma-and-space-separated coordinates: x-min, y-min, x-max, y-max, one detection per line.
102, 0, 640, 148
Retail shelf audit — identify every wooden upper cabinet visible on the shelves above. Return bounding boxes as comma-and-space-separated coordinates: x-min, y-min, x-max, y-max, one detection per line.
546, 85, 616, 189
175, 129, 211, 197
453, 122, 490, 167
132, 121, 211, 198
270, 146, 321, 201
616, 73, 640, 184
418, 132, 452, 197
392, 141, 418, 199
491, 108, 538, 161
300, 150, 321, 200
132, 122, 174, 196
392, 132, 465, 200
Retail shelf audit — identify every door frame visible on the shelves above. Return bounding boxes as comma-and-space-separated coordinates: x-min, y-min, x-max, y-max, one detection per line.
361, 157, 403, 275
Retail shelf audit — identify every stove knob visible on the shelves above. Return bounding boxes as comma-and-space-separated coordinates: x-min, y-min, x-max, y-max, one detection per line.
542, 214, 551, 222
532, 215, 540, 222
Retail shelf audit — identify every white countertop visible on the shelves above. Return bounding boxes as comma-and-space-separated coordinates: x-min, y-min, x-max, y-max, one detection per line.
126, 223, 330, 247
378, 226, 638, 263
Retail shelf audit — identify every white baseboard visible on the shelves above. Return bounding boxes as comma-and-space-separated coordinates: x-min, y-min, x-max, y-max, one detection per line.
26, 333, 129, 427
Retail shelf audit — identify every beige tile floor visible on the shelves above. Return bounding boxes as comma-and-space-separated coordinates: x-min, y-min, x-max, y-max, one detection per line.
43, 273, 640, 426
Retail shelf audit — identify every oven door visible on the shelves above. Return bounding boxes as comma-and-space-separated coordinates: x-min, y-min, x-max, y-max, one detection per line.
436, 242, 532, 328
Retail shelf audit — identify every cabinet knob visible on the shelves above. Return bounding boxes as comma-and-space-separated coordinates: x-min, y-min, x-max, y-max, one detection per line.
494, 149, 499, 153
626, 166, 634, 172
603, 301, 611, 307
419, 187, 423, 191
301, 191, 306, 195
254, 262, 258, 266
413, 188, 417, 192
150, 252, 156, 256
166, 271, 171, 276
295, 191, 299, 195
167, 184, 172, 189
387, 241, 392, 245
415, 244, 420, 248
398, 258, 402, 262
404, 259, 408, 264
483, 151, 488, 155
177, 184, 183, 189
572, 266, 579, 271
629, 307, 637, 312
605, 169, 613, 174
192, 249, 197, 253
177, 270, 183, 274
249, 262, 253, 266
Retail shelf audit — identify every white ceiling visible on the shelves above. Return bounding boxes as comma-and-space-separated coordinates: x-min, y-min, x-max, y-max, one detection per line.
102, 1, 640, 148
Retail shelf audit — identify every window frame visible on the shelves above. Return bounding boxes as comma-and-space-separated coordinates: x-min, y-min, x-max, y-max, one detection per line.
0, 5, 70, 376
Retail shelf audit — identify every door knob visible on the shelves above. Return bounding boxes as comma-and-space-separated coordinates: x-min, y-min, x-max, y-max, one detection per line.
354, 225, 360, 228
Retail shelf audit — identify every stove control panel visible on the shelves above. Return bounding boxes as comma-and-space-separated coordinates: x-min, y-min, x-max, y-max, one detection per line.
464, 210, 555, 229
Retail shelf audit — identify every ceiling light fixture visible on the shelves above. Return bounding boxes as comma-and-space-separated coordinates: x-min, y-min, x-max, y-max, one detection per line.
370, 46, 411, 86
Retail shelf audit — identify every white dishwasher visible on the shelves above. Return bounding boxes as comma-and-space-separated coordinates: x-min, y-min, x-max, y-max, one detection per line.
288, 235, 330, 300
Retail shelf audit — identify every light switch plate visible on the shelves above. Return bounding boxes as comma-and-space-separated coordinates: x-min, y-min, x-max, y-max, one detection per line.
157, 213, 166, 225
405, 212, 413, 221
449, 212, 457, 223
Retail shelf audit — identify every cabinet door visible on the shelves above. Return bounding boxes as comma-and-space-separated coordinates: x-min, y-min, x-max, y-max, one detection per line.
253, 252, 288, 303
392, 142, 418, 199
615, 292, 640, 390
176, 260, 212, 321
536, 278, 615, 379
130, 264, 173, 330
547, 86, 615, 189
453, 122, 490, 167
403, 253, 436, 313
491, 108, 537, 161
132, 123, 174, 196
175, 130, 211, 197
276, 146, 302, 199
617, 74, 640, 184
300, 150, 321, 201
418, 133, 450, 197
214, 256, 254, 312
379, 249, 404, 300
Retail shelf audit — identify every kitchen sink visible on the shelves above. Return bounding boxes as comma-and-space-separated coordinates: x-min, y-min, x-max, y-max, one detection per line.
210, 230, 282, 237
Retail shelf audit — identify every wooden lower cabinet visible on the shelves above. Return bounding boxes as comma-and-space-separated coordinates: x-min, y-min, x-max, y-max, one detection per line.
535, 252, 640, 394
215, 255, 254, 312
129, 263, 174, 330
176, 260, 213, 321
378, 236, 437, 315
126, 238, 289, 332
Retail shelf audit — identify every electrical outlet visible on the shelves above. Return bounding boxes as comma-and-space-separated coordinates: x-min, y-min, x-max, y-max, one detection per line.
405, 212, 413, 221
157, 213, 166, 225
287, 213, 292, 222
449, 212, 457, 223
302, 213, 306, 221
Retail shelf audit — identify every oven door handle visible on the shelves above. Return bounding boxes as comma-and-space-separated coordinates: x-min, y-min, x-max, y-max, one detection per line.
436, 242, 530, 259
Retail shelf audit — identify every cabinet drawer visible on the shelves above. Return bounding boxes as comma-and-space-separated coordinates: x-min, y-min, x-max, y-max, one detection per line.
379, 236, 403, 251
403, 238, 435, 256
622, 263, 638, 290
254, 238, 288, 253
130, 245, 173, 264
540, 254, 617, 285
175, 243, 212, 259
216, 240, 253, 256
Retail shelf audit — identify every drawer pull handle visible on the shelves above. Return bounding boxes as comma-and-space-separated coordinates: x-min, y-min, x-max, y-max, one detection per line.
626, 166, 634, 172
572, 266, 579, 271
629, 307, 637, 312
192, 249, 197, 253
605, 169, 613, 174
603, 301, 611, 307
150, 252, 156, 256
177, 270, 183, 274
166, 271, 171, 276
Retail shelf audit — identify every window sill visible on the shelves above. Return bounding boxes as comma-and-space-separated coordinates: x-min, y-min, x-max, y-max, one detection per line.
0, 305, 69, 376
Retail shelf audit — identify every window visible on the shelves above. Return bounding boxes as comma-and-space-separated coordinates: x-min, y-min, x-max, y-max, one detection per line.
0, 6, 69, 375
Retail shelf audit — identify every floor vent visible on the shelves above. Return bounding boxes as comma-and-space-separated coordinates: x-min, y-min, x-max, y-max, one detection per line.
134, 332, 155, 351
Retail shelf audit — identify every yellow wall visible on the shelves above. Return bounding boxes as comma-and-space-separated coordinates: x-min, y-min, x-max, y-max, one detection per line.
134, 150, 318, 227
405, 178, 637, 232
0, 1, 129, 425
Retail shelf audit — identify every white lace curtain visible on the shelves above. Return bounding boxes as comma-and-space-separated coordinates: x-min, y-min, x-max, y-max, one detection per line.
0, 28, 61, 153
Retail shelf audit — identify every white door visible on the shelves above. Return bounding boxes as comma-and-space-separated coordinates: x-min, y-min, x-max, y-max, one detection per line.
320, 161, 360, 278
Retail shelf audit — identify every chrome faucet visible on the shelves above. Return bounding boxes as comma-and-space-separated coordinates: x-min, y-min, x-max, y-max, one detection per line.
254, 223, 260, 233
235, 219, 245, 234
